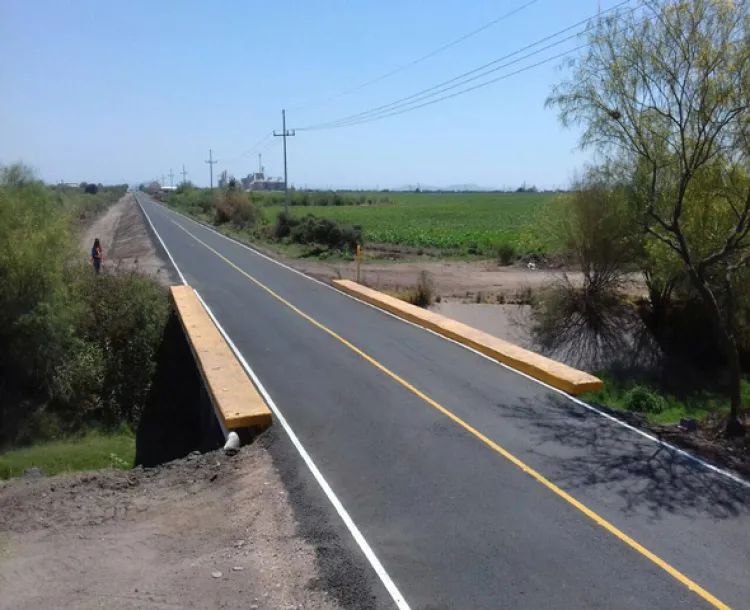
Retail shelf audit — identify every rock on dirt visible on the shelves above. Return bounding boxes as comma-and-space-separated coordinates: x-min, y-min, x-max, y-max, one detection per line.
0, 442, 343, 610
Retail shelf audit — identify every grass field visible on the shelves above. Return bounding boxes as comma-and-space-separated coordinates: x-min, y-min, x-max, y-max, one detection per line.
262, 192, 559, 254
0, 431, 135, 480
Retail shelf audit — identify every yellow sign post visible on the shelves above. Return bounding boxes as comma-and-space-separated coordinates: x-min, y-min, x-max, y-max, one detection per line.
356, 244, 362, 283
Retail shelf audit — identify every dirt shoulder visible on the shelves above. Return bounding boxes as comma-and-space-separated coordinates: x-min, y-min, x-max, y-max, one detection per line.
82, 193, 177, 286
250, 240, 645, 302
0, 441, 344, 610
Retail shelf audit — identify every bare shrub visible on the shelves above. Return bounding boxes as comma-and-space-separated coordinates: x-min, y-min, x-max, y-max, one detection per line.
398, 271, 437, 308
529, 178, 656, 370
414, 271, 436, 308
529, 278, 653, 371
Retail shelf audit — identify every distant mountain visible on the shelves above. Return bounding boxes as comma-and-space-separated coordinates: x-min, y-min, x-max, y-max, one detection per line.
445, 183, 492, 192
394, 183, 494, 192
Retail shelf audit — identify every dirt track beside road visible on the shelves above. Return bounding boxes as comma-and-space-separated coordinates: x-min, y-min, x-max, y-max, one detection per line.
82, 193, 177, 285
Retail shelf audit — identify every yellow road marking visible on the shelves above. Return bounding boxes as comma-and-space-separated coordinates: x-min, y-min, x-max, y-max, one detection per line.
170, 218, 731, 610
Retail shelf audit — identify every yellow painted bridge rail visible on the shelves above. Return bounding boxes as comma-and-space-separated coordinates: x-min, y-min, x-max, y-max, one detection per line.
170, 285, 272, 431
333, 279, 602, 396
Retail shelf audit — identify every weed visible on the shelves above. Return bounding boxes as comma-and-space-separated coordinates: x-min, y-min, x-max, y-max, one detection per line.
496, 243, 517, 266
413, 271, 436, 308
623, 385, 666, 413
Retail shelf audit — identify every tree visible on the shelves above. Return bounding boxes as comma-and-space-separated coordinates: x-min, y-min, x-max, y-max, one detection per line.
84, 183, 99, 195
548, 0, 750, 435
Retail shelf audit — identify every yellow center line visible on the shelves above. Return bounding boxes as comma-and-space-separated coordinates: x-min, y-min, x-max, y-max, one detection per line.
171, 218, 730, 610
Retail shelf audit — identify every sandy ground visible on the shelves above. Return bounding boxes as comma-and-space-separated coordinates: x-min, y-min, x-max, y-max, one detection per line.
83, 194, 175, 286
0, 443, 343, 610
288, 257, 579, 300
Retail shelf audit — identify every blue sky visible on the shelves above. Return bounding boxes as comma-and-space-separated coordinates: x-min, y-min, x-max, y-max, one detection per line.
0, 0, 608, 189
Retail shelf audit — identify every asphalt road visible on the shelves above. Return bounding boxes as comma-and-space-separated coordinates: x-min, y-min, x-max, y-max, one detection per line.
135, 193, 750, 610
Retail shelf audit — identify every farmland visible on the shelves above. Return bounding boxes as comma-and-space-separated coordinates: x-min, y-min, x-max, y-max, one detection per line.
262, 191, 560, 254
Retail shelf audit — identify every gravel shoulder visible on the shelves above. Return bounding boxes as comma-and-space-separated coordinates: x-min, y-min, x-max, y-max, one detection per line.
0, 441, 344, 610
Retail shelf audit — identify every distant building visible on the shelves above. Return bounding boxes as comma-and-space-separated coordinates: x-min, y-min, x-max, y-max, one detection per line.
218, 170, 234, 189
243, 171, 284, 191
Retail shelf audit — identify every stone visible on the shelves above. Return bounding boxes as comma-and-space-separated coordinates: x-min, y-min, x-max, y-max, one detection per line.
678, 418, 697, 432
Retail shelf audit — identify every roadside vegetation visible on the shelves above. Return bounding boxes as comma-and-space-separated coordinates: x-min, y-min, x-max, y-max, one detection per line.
162, 181, 364, 257
383, 270, 439, 308
0, 165, 169, 477
163, 184, 557, 260
167, 183, 391, 211
0, 428, 135, 479
536, 0, 749, 438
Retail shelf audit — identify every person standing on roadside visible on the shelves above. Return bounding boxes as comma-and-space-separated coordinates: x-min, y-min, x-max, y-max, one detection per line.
90, 238, 103, 274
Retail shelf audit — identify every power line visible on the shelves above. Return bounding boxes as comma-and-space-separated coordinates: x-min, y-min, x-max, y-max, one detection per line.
306, 45, 588, 131
295, 0, 633, 132
300, 33, 583, 131
222, 132, 274, 164
287, 0, 542, 112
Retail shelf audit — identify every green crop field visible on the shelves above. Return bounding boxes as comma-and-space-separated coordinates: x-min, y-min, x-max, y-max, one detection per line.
262, 192, 560, 254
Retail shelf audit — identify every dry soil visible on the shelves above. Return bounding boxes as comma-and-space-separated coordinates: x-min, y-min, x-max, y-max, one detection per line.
0, 443, 343, 610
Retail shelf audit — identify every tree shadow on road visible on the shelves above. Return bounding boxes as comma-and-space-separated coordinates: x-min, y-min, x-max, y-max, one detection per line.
497, 394, 750, 520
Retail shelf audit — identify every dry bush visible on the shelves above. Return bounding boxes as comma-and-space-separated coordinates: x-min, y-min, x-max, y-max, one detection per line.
397, 271, 437, 308
529, 180, 657, 370
529, 277, 654, 371
413, 271, 437, 307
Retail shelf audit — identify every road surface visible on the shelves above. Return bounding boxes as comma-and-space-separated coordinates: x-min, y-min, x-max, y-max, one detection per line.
135, 193, 750, 610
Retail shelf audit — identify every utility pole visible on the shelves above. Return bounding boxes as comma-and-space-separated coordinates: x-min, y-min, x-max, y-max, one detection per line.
258, 153, 262, 175
161, 174, 166, 186
273, 109, 296, 213
168, 169, 175, 187
181, 164, 188, 184
205, 149, 217, 189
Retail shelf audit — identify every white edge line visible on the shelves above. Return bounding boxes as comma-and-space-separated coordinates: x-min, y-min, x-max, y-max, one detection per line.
136, 193, 411, 609
135, 193, 187, 285
151, 198, 750, 491
194, 289, 412, 610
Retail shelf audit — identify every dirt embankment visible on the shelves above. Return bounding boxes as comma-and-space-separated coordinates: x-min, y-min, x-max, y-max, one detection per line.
82, 193, 177, 286
0, 441, 343, 610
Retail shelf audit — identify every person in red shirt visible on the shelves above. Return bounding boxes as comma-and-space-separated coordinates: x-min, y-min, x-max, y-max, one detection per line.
90, 238, 103, 274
